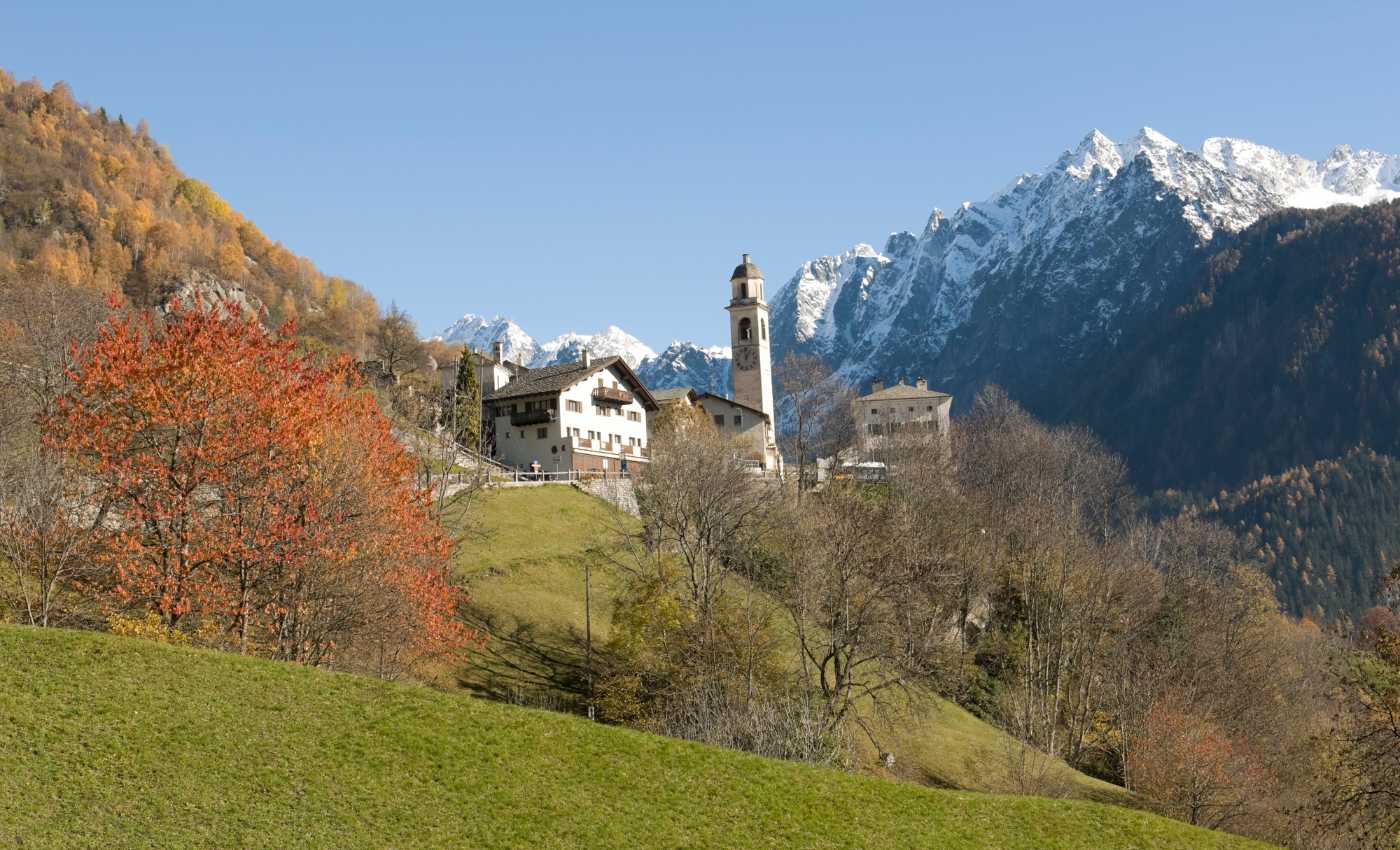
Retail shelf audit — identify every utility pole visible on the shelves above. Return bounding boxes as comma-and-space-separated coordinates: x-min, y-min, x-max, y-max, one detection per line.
584, 558, 594, 721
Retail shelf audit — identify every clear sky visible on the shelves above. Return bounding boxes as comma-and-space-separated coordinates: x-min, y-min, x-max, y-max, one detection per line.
4, 1, 1396, 347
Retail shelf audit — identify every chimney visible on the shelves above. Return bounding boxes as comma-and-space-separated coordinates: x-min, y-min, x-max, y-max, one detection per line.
871, 379, 884, 393
916, 377, 928, 390
581, 347, 591, 368
492, 341, 504, 363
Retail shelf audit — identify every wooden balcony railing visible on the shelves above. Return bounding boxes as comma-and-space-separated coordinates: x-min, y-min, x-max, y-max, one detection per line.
592, 386, 633, 405
510, 409, 555, 427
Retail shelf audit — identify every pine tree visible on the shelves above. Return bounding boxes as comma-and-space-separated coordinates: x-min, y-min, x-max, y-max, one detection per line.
451, 347, 481, 451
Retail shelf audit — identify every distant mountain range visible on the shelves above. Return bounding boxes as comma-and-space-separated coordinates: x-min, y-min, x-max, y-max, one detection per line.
439, 128, 1397, 410
435, 128, 1400, 622
432, 314, 733, 397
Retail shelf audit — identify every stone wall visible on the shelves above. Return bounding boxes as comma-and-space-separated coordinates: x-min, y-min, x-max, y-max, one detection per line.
574, 476, 638, 516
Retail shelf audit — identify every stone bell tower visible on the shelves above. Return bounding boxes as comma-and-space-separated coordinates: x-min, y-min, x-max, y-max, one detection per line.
726, 253, 775, 424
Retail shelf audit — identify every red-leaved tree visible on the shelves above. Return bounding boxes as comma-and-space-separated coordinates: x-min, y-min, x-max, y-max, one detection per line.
44, 298, 479, 676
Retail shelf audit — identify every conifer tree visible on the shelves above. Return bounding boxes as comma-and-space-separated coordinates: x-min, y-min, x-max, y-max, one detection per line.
451, 347, 481, 451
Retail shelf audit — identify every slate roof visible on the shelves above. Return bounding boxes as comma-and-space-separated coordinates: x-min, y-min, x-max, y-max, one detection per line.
695, 392, 770, 420
485, 356, 659, 410
860, 380, 952, 402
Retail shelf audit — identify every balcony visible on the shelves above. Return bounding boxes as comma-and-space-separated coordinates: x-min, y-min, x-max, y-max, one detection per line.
592, 386, 633, 405
510, 409, 555, 427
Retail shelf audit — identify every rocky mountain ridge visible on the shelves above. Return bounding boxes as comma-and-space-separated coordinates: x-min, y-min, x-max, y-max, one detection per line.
432, 314, 732, 396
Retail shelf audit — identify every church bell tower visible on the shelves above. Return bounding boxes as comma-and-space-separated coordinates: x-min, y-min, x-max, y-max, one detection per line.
727, 253, 775, 425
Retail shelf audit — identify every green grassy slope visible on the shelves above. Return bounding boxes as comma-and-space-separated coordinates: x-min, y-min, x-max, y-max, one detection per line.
446, 486, 1120, 798
0, 625, 1270, 850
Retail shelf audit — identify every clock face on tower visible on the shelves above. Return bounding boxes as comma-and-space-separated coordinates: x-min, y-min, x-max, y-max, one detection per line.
734, 345, 759, 371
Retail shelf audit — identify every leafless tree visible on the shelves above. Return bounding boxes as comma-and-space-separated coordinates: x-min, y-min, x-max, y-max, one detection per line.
779, 483, 955, 744
371, 302, 427, 377
776, 352, 855, 495
0, 448, 103, 627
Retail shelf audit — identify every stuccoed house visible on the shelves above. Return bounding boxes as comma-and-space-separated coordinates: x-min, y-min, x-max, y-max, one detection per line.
854, 378, 953, 456
647, 387, 780, 474
483, 348, 658, 476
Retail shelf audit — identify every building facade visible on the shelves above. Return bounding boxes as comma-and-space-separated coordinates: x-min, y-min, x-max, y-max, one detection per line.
485, 351, 658, 474
854, 378, 953, 456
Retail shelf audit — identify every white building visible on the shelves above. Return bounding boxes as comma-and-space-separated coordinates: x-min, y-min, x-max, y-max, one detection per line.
484, 350, 657, 475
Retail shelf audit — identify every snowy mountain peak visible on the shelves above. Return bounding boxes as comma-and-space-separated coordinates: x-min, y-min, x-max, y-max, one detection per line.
436, 313, 539, 364
770, 127, 1400, 392
536, 325, 656, 369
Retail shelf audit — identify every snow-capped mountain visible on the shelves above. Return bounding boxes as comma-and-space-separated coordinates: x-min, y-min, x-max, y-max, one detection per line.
434, 317, 656, 369
431, 316, 731, 396
636, 342, 733, 398
769, 128, 1399, 413
534, 326, 656, 369
436, 314, 539, 365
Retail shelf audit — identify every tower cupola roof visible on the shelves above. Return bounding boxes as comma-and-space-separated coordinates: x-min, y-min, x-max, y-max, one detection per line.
730, 253, 763, 281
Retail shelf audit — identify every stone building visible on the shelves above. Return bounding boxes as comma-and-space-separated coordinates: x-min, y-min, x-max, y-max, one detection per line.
854, 378, 952, 455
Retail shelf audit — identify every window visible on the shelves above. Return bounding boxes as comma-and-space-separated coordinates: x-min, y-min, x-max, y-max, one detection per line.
908, 406, 915, 412
509, 403, 518, 414
871, 408, 879, 415
927, 405, 934, 411
738, 317, 752, 341
537, 427, 548, 439
598, 378, 605, 387
519, 430, 525, 439
761, 318, 767, 340
613, 434, 622, 444
713, 414, 724, 427
868, 424, 882, 435
733, 414, 742, 426
566, 400, 582, 413
627, 410, 640, 422
570, 427, 581, 437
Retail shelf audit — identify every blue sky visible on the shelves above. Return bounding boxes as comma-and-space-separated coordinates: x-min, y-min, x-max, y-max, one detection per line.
4, 1, 1397, 347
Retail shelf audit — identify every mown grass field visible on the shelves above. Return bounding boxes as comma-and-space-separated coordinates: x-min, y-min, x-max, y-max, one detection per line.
0, 625, 1272, 850
446, 486, 1124, 798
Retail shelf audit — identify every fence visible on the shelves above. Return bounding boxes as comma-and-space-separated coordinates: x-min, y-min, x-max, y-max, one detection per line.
434, 467, 633, 487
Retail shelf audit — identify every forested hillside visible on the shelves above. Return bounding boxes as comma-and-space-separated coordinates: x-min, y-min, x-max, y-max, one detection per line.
1161, 449, 1400, 624
1066, 201, 1400, 621
1077, 201, 1400, 494
0, 71, 379, 352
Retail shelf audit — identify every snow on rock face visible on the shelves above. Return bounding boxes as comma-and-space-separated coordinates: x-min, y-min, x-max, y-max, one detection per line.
1202, 138, 1400, 210
767, 128, 1400, 402
636, 341, 732, 398
533, 325, 656, 369
431, 313, 725, 395
435, 314, 539, 364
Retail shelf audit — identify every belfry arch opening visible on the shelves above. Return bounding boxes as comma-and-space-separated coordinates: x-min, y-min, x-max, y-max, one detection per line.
738, 317, 753, 341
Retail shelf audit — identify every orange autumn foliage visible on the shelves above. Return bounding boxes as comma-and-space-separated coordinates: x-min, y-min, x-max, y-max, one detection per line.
43, 298, 480, 675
